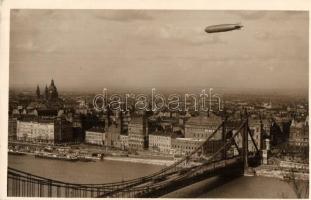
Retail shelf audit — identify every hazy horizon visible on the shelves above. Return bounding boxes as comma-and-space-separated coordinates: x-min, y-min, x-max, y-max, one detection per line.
9, 10, 309, 92
9, 85, 308, 98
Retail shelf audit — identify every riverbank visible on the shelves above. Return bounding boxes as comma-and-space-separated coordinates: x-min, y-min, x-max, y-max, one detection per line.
9, 141, 175, 163
9, 150, 174, 166
104, 156, 174, 166
254, 165, 309, 181
163, 176, 299, 198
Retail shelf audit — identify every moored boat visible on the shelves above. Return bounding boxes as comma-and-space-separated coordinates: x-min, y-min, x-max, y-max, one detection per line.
35, 152, 78, 162
78, 156, 95, 162
8, 150, 26, 156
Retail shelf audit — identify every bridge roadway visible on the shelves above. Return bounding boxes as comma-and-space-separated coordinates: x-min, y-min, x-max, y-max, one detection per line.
104, 157, 244, 198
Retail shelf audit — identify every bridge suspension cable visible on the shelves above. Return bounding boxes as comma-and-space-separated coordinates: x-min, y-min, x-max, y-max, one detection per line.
8, 117, 256, 198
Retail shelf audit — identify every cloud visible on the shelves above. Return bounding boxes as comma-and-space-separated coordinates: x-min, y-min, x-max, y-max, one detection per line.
267, 11, 308, 20
9, 10, 308, 91
13, 40, 37, 51
231, 11, 266, 20
94, 10, 154, 22
11, 38, 59, 53
255, 31, 302, 41
227, 11, 306, 21
11, 9, 55, 18
133, 24, 225, 46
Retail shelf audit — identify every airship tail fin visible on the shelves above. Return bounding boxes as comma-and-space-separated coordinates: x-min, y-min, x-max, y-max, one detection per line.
236, 23, 243, 29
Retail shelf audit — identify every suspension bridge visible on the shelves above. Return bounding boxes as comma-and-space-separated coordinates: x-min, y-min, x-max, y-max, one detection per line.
8, 116, 262, 198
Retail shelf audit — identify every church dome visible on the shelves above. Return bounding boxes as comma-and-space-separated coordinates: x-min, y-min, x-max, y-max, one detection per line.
46, 79, 59, 100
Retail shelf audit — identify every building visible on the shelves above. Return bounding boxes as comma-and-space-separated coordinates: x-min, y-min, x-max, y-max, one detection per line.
120, 134, 129, 150
248, 120, 262, 151
149, 131, 172, 154
75, 100, 89, 115
274, 116, 291, 134
248, 119, 271, 151
16, 117, 73, 144
104, 113, 122, 148
233, 119, 271, 152
128, 116, 148, 150
17, 120, 55, 143
8, 117, 17, 140
289, 118, 308, 147
202, 140, 223, 155
71, 113, 84, 142
85, 127, 105, 146
171, 137, 205, 155
54, 117, 73, 142
185, 113, 222, 140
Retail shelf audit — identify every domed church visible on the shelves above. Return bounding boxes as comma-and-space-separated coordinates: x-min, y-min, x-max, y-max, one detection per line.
36, 79, 59, 102
45, 79, 59, 101
35, 79, 64, 110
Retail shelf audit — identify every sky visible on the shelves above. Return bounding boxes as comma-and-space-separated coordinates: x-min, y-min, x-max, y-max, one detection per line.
9, 10, 309, 92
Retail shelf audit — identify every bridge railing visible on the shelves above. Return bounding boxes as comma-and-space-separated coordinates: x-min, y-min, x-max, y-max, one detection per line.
7, 167, 113, 197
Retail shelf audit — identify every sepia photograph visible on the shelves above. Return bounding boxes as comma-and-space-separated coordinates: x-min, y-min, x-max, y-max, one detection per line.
1, 1, 309, 199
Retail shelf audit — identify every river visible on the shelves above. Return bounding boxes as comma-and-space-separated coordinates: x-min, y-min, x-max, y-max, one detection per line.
8, 155, 298, 198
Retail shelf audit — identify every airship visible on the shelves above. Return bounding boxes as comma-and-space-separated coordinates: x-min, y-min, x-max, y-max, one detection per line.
205, 23, 243, 33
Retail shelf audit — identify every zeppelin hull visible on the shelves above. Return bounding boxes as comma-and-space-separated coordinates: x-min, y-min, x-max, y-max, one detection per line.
205, 24, 243, 33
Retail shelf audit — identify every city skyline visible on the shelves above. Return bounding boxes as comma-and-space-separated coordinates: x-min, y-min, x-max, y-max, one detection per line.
10, 10, 308, 91
5, 4, 309, 199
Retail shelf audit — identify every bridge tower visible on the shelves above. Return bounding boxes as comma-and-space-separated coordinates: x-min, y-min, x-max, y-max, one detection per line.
240, 107, 253, 175
221, 112, 227, 160
241, 116, 249, 170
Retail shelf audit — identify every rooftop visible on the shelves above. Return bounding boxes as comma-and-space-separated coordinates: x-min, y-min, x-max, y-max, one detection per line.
129, 116, 144, 124
186, 113, 222, 126
87, 126, 105, 133
149, 131, 171, 137
174, 137, 205, 142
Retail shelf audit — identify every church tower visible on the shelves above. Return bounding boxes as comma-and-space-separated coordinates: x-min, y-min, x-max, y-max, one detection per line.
47, 79, 59, 100
44, 85, 49, 100
36, 85, 40, 99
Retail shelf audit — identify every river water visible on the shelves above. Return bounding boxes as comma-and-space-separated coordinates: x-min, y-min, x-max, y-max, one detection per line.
8, 155, 298, 198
